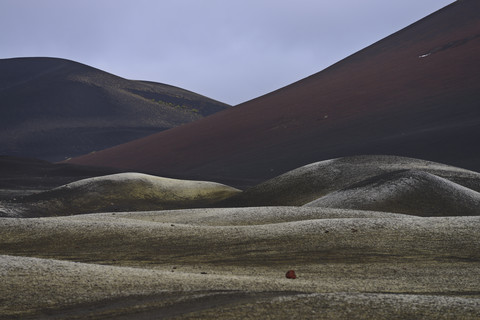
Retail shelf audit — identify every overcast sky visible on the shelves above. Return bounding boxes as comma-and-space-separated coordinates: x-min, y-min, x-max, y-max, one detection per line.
1, 0, 454, 105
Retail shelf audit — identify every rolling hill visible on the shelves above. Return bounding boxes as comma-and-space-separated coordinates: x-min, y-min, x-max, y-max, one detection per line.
1, 172, 240, 217
4, 155, 479, 218
68, 0, 480, 187
222, 155, 480, 207
304, 169, 480, 217
0, 57, 230, 161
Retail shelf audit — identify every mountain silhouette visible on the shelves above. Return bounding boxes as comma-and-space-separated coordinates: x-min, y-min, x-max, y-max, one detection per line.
0, 57, 229, 161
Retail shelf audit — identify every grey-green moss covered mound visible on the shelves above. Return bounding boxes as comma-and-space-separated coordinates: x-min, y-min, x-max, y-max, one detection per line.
224, 155, 480, 207
2, 172, 241, 217
305, 170, 480, 216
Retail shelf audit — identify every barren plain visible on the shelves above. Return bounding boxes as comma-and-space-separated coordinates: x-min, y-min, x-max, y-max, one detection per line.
1, 155, 479, 319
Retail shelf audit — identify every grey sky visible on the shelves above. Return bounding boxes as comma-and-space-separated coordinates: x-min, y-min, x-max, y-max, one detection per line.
1, 0, 454, 105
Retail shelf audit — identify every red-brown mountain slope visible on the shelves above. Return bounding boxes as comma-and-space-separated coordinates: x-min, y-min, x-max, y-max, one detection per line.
69, 0, 480, 187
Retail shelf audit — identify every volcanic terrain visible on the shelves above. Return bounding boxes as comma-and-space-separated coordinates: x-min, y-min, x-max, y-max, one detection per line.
0, 57, 230, 161
69, 0, 480, 187
1, 155, 480, 318
1, 1, 480, 319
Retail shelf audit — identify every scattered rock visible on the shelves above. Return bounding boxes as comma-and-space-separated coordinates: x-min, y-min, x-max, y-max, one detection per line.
285, 270, 296, 279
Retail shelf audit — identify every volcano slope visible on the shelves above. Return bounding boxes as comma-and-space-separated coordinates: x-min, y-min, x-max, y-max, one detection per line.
68, 0, 480, 187
0, 57, 229, 161
1, 156, 480, 318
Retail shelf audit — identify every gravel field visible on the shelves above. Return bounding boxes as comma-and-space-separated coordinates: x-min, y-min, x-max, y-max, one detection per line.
1, 156, 479, 318
1, 208, 480, 319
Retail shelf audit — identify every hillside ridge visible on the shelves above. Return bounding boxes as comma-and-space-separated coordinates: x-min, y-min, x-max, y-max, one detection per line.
0, 57, 230, 161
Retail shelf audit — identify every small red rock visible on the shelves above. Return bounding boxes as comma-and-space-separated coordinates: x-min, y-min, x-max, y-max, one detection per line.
285, 270, 296, 279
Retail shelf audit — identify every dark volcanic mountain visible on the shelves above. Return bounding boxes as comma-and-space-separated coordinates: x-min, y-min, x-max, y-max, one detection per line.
0, 57, 229, 161
69, 0, 480, 187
